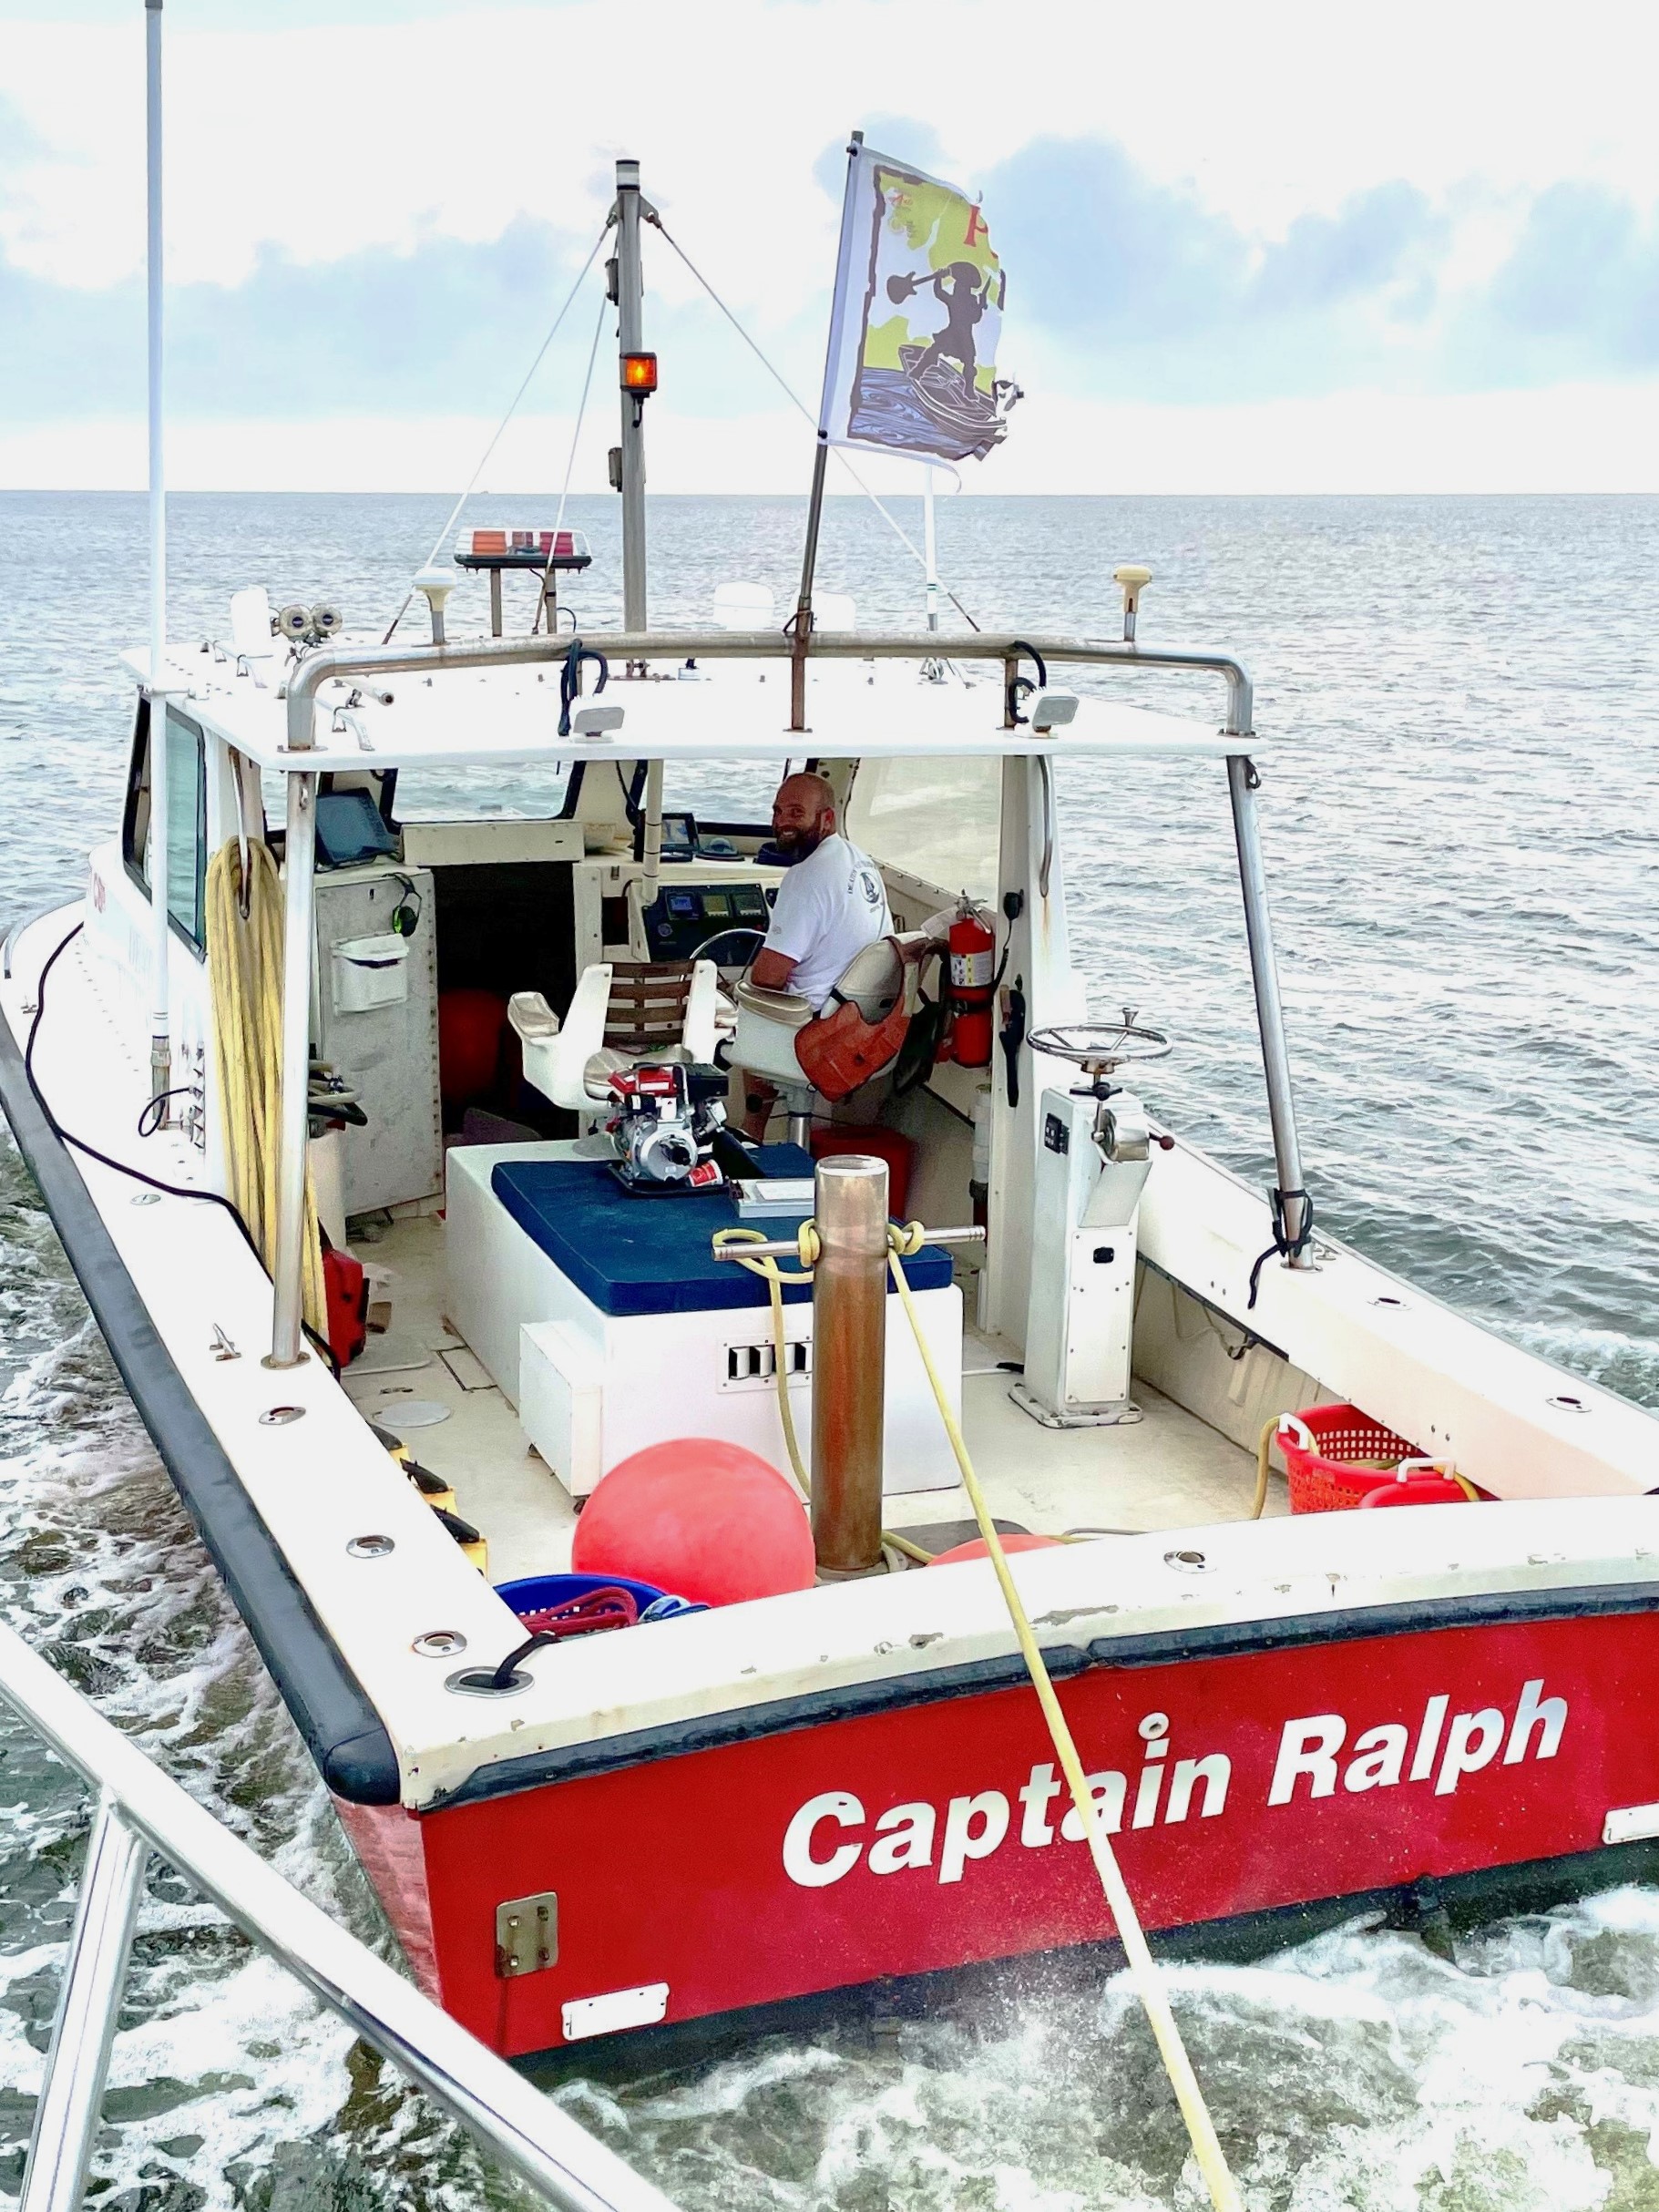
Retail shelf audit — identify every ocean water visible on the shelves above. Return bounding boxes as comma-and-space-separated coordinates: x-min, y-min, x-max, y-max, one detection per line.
1, 489, 1657, 2210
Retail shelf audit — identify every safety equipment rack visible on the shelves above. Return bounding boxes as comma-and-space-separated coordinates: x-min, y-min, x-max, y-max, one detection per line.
0, 1615, 679, 2212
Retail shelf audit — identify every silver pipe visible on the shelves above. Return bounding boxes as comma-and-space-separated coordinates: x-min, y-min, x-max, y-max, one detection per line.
1226, 754, 1310, 1265
0, 1619, 679, 2212
713, 1224, 984, 1263
791, 438, 831, 731
20, 1792, 147, 2212
283, 632, 1253, 753
145, 0, 170, 1112
640, 758, 664, 907
810, 1155, 889, 1577
615, 159, 647, 631
270, 772, 317, 1366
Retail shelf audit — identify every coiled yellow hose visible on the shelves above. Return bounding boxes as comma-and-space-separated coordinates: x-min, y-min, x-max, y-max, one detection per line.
205, 839, 325, 1337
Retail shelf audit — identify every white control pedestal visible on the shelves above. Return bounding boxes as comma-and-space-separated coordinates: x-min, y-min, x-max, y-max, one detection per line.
1012, 1084, 1153, 1429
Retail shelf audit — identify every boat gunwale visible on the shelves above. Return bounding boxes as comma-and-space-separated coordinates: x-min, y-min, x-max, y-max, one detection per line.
425, 1572, 1659, 1813
0, 962, 402, 1805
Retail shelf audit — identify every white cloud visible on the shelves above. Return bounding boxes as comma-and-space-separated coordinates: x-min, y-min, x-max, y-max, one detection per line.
5, 0, 1659, 489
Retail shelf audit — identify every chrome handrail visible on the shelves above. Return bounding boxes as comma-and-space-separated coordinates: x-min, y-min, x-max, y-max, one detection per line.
0, 1618, 679, 2212
281, 628, 1254, 753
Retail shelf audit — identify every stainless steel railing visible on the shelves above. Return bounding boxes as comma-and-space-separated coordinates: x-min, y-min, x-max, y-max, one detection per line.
0, 1617, 679, 2212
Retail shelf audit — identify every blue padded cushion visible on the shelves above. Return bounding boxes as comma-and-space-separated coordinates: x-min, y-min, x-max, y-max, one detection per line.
489, 1143, 955, 1317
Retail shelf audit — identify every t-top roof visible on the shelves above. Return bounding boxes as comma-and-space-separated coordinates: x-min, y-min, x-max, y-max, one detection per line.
126, 639, 1254, 773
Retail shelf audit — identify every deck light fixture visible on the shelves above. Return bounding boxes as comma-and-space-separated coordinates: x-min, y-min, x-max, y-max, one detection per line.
620, 352, 659, 394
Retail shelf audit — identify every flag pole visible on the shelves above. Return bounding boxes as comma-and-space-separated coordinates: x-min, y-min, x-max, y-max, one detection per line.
923, 465, 939, 635
793, 128, 863, 733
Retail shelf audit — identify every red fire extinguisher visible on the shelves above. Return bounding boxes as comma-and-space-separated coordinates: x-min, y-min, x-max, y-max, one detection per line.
946, 896, 997, 1066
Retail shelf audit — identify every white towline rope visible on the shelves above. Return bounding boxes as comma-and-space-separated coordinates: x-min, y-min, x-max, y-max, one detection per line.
883, 1227, 1245, 2212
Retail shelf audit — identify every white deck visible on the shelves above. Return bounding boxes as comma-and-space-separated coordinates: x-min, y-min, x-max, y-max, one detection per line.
338, 1209, 1278, 1586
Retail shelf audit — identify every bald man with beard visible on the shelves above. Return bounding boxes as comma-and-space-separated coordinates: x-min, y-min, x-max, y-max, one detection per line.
742, 771, 892, 1137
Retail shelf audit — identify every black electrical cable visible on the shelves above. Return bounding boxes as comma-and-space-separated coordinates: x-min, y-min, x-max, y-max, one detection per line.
557, 639, 609, 738
1246, 1187, 1316, 1310
1005, 639, 1049, 726
24, 925, 341, 1377
138, 1085, 196, 1139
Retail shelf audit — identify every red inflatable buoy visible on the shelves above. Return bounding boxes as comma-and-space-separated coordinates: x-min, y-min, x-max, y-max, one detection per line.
572, 1439, 815, 1607
927, 1533, 1063, 1567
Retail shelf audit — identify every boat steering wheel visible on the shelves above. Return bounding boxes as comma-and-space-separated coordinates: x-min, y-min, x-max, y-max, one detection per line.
690, 924, 768, 971
1027, 1013, 1172, 1077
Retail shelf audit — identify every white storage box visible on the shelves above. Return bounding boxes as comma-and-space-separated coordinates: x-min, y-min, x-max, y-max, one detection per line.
331, 933, 410, 1015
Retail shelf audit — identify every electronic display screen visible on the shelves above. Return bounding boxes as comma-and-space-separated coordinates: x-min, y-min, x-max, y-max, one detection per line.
701, 892, 732, 917
665, 891, 698, 917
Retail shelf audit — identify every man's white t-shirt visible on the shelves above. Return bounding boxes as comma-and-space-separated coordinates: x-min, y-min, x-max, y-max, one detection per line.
763, 834, 891, 1009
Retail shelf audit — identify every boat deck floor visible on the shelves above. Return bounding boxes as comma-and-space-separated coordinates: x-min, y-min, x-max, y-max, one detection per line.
342, 1211, 1281, 1586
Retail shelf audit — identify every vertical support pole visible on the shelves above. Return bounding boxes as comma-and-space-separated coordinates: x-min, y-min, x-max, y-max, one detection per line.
923, 466, 940, 635
1226, 753, 1310, 1266
640, 758, 664, 909
810, 1155, 888, 1577
790, 438, 829, 732
615, 159, 648, 634
145, 0, 170, 1113
269, 772, 318, 1366
487, 568, 503, 638
20, 1793, 147, 2212
794, 128, 863, 734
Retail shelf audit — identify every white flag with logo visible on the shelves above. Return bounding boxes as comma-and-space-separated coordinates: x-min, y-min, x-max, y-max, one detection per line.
818, 141, 1016, 465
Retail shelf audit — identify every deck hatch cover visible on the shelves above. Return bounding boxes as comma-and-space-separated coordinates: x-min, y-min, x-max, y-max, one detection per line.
495, 1891, 558, 1977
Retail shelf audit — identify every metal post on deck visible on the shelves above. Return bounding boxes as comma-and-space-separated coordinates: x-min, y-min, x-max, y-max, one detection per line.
20, 1792, 148, 2212
1226, 753, 1311, 1266
269, 771, 318, 1366
810, 1155, 888, 1577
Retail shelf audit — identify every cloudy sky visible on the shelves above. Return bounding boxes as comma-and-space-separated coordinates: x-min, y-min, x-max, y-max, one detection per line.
5, 0, 1659, 492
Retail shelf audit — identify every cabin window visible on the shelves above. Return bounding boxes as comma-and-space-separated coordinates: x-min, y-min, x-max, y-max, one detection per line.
120, 698, 153, 892
119, 699, 207, 954
845, 753, 1000, 902
164, 710, 207, 948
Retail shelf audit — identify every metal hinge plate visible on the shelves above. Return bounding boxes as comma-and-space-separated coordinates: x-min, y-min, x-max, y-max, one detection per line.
495, 1891, 558, 1977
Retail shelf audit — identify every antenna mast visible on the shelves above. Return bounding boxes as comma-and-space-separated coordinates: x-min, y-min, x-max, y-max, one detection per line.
145, 0, 171, 1111
613, 159, 649, 630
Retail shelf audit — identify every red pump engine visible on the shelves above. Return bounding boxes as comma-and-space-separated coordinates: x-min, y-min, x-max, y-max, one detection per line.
944, 896, 997, 1067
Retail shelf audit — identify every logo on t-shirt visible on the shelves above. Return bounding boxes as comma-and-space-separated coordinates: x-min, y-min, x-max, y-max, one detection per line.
855, 866, 882, 906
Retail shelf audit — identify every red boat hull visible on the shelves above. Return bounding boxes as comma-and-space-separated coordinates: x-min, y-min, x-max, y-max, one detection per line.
343, 1607, 1659, 2056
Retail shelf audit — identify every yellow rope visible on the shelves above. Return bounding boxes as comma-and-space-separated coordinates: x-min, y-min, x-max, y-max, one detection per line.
709, 1223, 936, 1562
885, 1228, 1244, 2212
206, 838, 325, 1338
712, 1226, 815, 1494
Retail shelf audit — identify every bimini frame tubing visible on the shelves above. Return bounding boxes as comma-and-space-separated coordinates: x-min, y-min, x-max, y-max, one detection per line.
1225, 748, 1311, 1271
267, 626, 1295, 1359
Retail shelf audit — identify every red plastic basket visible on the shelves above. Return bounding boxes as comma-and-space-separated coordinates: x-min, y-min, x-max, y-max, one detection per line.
1360, 1474, 1469, 1508
1277, 1402, 1422, 1514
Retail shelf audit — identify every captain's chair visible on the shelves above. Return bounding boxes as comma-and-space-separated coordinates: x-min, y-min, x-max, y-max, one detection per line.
732, 937, 914, 1144
510, 959, 722, 1112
